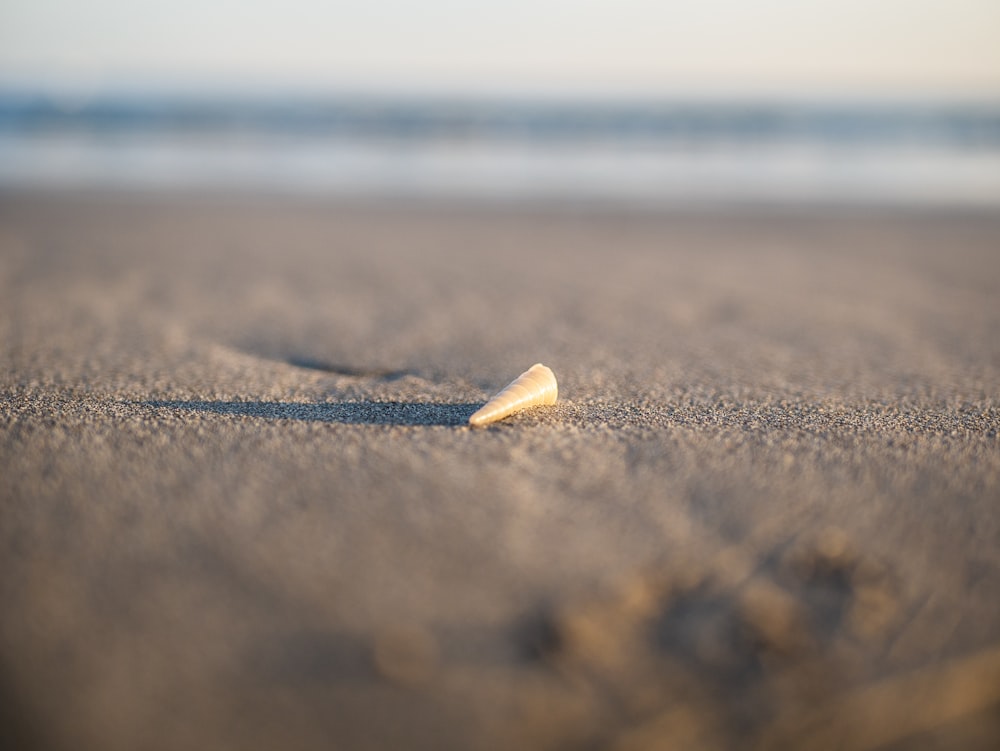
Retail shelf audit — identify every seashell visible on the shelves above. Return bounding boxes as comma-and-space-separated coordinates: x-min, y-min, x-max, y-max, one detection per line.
468, 363, 558, 427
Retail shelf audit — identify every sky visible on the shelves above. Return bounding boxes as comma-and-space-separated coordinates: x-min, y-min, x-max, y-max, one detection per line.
1, 0, 999, 97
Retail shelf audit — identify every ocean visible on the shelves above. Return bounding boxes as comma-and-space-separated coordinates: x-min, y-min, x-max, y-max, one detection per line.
2, 90, 999, 208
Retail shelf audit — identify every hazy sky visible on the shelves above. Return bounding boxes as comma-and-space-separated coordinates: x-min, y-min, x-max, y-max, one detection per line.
1, 0, 998, 96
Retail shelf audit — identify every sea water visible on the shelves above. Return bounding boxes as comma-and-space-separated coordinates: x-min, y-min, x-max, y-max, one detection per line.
2, 91, 999, 208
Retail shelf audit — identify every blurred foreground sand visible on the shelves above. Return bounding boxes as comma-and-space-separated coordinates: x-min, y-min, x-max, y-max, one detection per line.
1, 192, 999, 749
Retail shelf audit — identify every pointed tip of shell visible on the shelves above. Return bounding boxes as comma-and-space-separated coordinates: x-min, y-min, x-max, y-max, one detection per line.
468, 363, 558, 427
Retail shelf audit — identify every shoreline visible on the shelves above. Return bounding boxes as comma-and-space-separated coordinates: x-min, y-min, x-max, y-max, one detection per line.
5, 183, 1000, 216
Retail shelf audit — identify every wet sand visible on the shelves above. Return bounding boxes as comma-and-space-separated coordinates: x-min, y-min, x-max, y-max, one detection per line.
1, 191, 999, 750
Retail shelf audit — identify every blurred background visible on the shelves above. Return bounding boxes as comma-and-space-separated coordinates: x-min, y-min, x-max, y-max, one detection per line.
1, 0, 999, 207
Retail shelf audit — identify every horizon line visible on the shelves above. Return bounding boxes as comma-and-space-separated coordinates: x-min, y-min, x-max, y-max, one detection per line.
2, 71, 999, 105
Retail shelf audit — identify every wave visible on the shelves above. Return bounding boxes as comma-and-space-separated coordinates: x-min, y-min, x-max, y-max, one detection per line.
3, 91, 999, 206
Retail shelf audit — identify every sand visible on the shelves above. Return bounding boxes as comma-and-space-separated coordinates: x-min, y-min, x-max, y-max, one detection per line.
1, 190, 999, 750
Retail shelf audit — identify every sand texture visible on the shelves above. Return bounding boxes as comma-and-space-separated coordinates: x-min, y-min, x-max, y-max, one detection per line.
2, 192, 999, 750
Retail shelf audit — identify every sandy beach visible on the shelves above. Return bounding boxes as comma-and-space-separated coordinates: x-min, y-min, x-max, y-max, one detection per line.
1, 190, 999, 750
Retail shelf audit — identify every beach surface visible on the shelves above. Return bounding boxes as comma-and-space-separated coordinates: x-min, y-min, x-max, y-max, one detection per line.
2, 191, 999, 750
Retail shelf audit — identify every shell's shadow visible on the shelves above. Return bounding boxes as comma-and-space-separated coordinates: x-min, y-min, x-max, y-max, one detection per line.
144, 401, 480, 426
